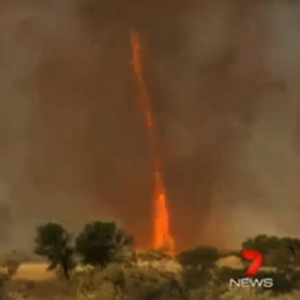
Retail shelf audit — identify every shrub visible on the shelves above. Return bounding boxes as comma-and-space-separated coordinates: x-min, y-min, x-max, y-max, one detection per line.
212, 266, 244, 284
122, 265, 186, 300
264, 249, 291, 269
102, 263, 125, 288
220, 287, 272, 300
181, 267, 210, 290
257, 271, 293, 294
176, 246, 219, 269
189, 284, 225, 300
99, 281, 118, 300
2, 259, 20, 279
138, 250, 168, 262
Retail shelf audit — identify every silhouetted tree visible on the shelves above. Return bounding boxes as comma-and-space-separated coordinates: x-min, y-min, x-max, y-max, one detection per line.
264, 249, 291, 269
241, 234, 300, 268
242, 234, 282, 255
34, 222, 75, 279
176, 246, 219, 269
75, 221, 133, 267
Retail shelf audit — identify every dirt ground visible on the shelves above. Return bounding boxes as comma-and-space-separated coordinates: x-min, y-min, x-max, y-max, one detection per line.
13, 263, 54, 281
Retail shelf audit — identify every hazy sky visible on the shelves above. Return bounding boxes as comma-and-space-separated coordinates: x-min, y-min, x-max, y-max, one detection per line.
0, 0, 300, 251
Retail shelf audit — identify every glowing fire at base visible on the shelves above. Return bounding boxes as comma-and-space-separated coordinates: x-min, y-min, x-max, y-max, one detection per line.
130, 30, 174, 253
152, 159, 174, 253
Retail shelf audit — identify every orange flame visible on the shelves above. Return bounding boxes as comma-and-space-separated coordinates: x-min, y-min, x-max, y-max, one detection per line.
130, 31, 153, 128
130, 30, 174, 253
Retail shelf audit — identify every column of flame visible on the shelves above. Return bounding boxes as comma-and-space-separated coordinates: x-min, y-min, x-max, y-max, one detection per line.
130, 30, 174, 253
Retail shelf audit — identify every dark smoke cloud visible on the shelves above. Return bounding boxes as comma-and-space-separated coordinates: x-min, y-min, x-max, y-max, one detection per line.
0, 0, 300, 251
142, 0, 300, 248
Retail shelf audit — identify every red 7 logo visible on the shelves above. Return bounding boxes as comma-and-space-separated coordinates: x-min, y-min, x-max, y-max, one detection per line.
241, 249, 263, 276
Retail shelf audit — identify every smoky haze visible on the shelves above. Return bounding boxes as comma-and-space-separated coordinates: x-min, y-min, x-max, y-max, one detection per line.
0, 0, 299, 251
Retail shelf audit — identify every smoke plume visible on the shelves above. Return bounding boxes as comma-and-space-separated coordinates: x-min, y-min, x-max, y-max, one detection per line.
0, 0, 300, 251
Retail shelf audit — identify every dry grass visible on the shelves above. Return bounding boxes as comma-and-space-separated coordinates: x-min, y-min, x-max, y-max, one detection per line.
5, 258, 223, 282
1, 259, 299, 300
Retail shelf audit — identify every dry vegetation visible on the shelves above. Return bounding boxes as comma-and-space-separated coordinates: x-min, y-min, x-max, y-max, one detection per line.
0, 255, 299, 300
1, 233, 300, 300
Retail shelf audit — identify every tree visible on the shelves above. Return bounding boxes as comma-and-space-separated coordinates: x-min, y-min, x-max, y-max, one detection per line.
242, 234, 282, 255
241, 235, 300, 267
34, 222, 75, 279
176, 246, 219, 269
75, 221, 133, 267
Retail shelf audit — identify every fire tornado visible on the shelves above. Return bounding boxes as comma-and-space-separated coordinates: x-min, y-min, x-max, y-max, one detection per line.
130, 30, 174, 253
